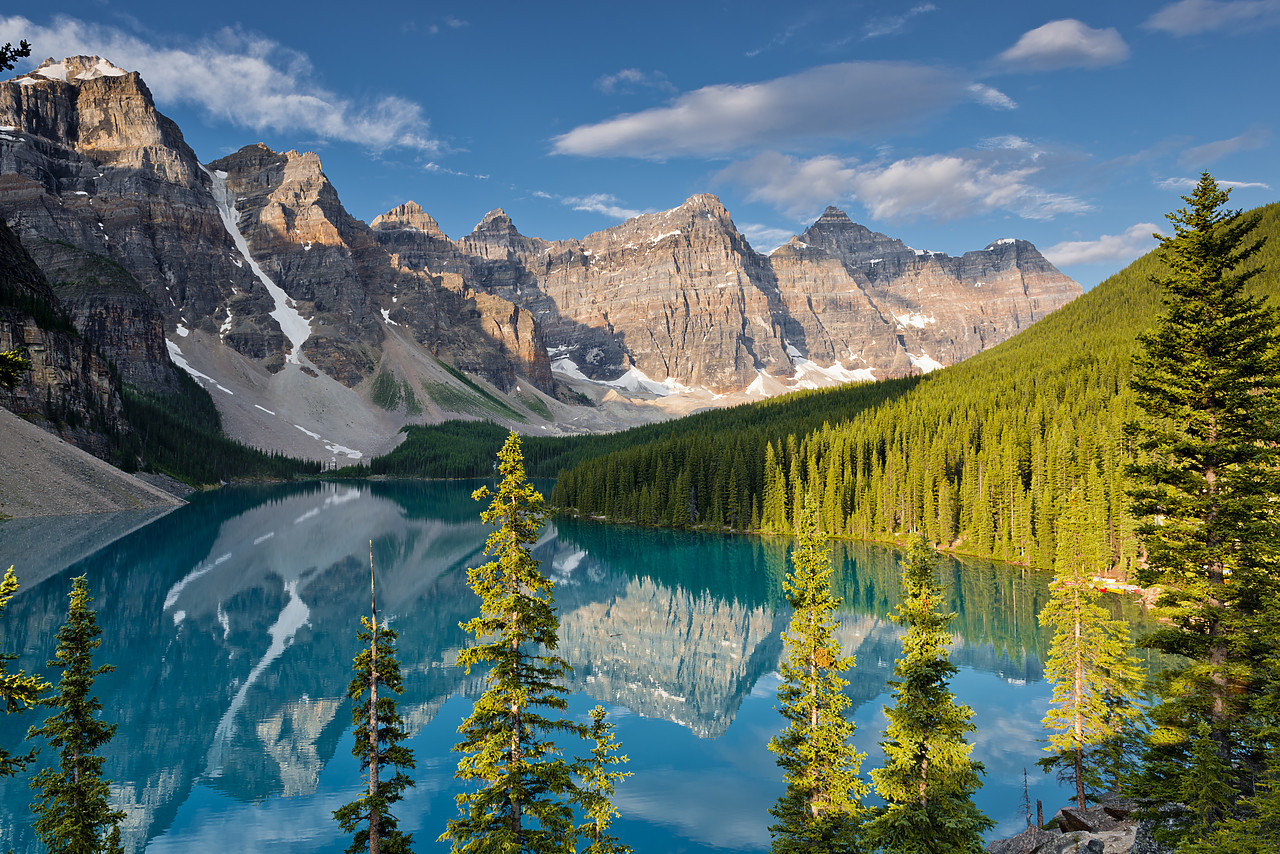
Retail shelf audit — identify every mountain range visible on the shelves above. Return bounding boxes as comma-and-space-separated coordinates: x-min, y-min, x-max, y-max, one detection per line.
0, 56, 1081, 464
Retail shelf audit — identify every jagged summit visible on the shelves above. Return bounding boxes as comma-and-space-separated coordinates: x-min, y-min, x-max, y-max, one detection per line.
16, 56, 129, 84
371, 201, 445, 238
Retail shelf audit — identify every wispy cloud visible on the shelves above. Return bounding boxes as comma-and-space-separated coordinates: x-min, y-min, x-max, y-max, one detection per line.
745, 11, 821, 58
1043, 223, 1162, 267
716, 150, 1090, 222
1145, 0, 1280, 35
553, 62, 975, 159
739, 223, 797, 253
561, 193, 645, 220
1179, 127, 1269, 166
967, 83, 1017, 111
1158, 176, 1271, 190
999, 19, 1130, 70
594, 68, 676, 95
863, 3, 937, 39
428, 16, 470, 36
0, 15, 440, 153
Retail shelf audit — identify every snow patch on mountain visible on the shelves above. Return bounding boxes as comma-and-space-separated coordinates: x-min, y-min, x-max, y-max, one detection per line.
201, 165, 312, 364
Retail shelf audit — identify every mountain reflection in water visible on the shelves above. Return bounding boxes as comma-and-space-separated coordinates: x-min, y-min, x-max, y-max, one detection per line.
0, 480, 1081, 853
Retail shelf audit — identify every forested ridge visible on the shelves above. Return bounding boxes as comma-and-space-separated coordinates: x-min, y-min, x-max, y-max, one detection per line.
549, 201, 1280, 571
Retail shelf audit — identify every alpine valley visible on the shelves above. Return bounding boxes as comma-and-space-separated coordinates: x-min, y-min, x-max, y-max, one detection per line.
0, 57, 1081, 465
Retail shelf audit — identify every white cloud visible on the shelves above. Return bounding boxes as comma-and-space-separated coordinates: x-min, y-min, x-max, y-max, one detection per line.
979, 135, 1037, 152
594, 68, 675, 95
562, 193, 645, 220
553, 61, 970, 158
716, 151, 1090, 223
0, 15, 440, 153
1179, 128, 1270, 166
863, 3, 938, 39
1158, 176, 1271, 190
967, 83, 1017, 111
1042, 223, 1162, 267
739, 223, 797, 253
851, 155, 1090, 221
1145, 0, 1280, 34
999, 19, 1130, 70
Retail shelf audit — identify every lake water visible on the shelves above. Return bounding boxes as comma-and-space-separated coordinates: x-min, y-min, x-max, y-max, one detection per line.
0, 479, 1095, 852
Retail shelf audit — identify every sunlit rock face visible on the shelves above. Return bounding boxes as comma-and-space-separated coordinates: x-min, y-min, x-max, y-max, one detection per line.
452, 197, 1081, 394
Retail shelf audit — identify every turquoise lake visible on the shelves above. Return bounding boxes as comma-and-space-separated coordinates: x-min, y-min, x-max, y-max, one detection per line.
0, 479, 1101, 852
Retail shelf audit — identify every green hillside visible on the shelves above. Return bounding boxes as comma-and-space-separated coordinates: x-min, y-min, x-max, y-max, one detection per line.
550, 200, 1280, 571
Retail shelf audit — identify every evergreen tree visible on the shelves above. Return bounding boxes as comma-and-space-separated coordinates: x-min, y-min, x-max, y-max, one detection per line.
577, 706, 632, 854
443, 430, 595, 853
866, 537, 992, 854
334, 544, 416, 854
0, 347, 31, 389
28, 576, 125, 854
1037, 493, 1144, 808
0, 39, 30, 72
768, 495, 867, 854
1, 566, 49, 777
1127, 173, 1280, 828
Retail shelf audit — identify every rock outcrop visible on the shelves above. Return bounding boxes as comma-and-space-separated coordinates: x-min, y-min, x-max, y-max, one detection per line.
0, 215, 122, 456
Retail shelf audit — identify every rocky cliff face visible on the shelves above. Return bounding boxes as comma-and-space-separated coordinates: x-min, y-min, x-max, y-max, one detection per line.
0, 216, 123, 456
0, 56, 274, 386
1, 56, 1080, 459
445, 197, 1080, 394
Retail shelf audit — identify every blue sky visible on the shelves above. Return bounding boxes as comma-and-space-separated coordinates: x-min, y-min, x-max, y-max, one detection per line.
3, 1, 1277, 288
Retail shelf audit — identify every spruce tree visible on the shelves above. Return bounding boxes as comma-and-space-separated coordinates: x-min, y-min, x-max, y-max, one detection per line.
1127, 173, 1280, 829
334, 545, 416, 854
866, 537, 992, 854
1, 566, 49, 778
768, 495, 867, 854
443, 431, 603, 853
28, 576, 125, 854
577, 706, 632, 854
1037, 493, 1144, 808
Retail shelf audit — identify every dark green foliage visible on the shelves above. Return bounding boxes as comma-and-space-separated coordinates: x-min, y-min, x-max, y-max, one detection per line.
443, 432, 597, 853
866, 538, 993, 854
0, 39, 30, 72
333, 563, 416, 854
28, 576, 126, 854
1037, 492, 1144, 808
548, 201, 1280, 568
1127, 175, 1280, 845
1, 567, 49, 777
768, 496, 867, 854
117, 371, 321, 484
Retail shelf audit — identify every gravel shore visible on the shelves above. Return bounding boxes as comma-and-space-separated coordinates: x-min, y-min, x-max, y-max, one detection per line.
0, 407, 184, 519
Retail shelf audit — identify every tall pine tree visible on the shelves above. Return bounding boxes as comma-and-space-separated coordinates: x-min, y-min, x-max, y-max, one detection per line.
866, 537, 992, 854
768, 494, 867, 854
1, 566, 49, 778
333, 544, 416, 854
444, 431, 625, 853
28, 576, 125, 854
1037, 492, 1144, 808
1127, 173, 1280, 837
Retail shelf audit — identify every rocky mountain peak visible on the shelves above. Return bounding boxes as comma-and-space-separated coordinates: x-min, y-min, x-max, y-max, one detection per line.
370, 202, 445, 238
20, 56, 129, 84
800, 206, 913, 267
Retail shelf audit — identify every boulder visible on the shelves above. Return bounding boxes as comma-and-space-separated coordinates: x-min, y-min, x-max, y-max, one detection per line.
1059, 806, 1123, 833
